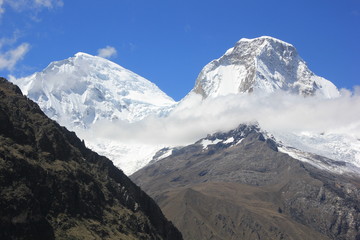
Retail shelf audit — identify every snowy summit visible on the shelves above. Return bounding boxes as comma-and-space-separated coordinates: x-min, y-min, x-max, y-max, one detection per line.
12, 52, 175, 129
192, 36, 339, 98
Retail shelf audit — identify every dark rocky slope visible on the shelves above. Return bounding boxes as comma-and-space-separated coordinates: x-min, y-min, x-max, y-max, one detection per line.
0, 77, 182, 240
131, 125, 360, 240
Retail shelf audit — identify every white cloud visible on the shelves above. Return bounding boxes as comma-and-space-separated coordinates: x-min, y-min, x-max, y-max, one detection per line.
0, 43, 30, 70
35, 0, 55, 8
0, 0, 63, 71
84, 90, 360, 147
0, 31, 21, 49
34, 0, 63, 8
0, 32, 30, 71
5, 0, 63, 11
184, 24, 191, 32
0, 0, 63, 17
351, 10, 359, 16
97, 46, 117, 59
0, 0, 5, 16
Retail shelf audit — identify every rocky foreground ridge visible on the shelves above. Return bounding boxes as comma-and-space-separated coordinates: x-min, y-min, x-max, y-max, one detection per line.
0, 78, 182, 240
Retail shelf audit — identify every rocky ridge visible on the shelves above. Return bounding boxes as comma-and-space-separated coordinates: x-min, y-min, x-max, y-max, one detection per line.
0, 77, 182, 240
11, 37, 349, 175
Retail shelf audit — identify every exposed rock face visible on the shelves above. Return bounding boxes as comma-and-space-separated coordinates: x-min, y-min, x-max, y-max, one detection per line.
0, 78, 182, 240
131, 124, 360, 240
192, 36, 339, 98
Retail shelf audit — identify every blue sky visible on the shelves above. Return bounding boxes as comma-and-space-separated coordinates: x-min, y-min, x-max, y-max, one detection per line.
0, 0, 359, 100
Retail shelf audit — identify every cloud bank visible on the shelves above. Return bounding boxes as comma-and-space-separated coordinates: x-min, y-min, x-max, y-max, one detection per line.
97, 46, 117, 59
84, 89, 360, 147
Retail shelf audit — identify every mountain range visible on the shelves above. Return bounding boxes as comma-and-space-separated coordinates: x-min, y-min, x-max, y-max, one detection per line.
6, 36, 360, 239
11, 36, 359, 176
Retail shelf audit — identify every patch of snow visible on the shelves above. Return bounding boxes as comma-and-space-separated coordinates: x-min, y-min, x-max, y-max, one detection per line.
235, 138, 244, 145
201, 138, 222, 149
84, 138, 167, 175
237, 36, 294, 47
224, 137, 234, 144
272, 130, 360, 174
156, 148, 173, 161
278, 146, 360, 175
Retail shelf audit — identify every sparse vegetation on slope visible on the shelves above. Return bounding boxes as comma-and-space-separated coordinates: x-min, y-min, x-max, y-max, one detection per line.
0, 78, 182, 240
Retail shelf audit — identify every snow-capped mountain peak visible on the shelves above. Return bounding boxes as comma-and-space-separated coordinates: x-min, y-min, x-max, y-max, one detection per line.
74, 52, 93, 57
12, 52, 176, 128
192, 36, 339, 98
10, 37, 356, 176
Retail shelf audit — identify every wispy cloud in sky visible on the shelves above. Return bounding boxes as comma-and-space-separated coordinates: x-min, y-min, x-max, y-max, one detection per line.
0, 31, 30, 72
34, 0, 64, 8
0, 33, 18, 49
351, 10, 359, 16
0, 42, 30, 70
0, 0, 4, 16
184, 24, 191, 33
2, 0, 63, 13
0, 0, 63, 72
97, 46, 117, 59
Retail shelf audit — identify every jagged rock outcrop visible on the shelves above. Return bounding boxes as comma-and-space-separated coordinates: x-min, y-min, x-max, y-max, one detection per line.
0, 77, 182, 240
131, 124, 360, 240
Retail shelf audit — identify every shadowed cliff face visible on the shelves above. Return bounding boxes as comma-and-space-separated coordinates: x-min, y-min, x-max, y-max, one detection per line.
131, 125, 360, 240
0, 78, 182, 240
